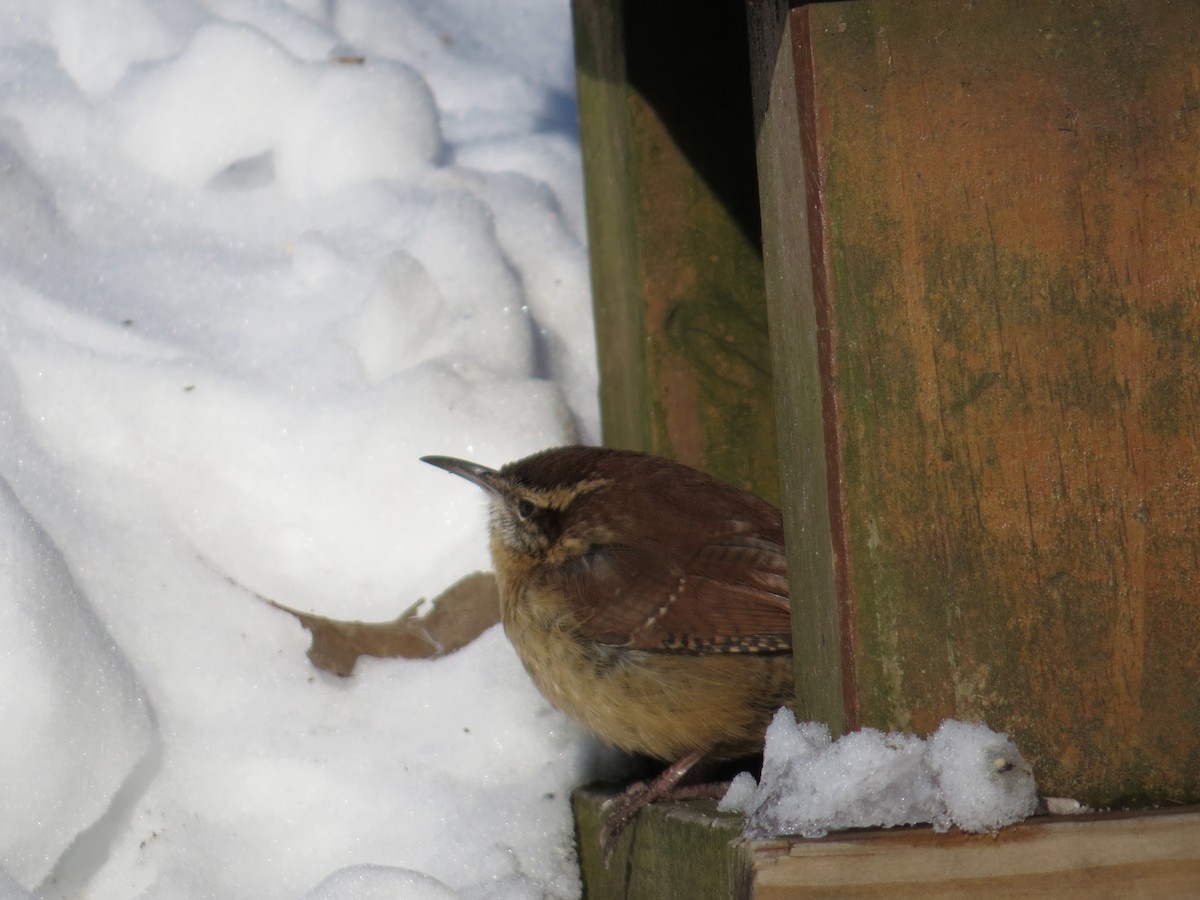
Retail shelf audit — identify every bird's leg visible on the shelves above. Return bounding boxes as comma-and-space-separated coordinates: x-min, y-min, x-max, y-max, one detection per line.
599, 747, 724, 863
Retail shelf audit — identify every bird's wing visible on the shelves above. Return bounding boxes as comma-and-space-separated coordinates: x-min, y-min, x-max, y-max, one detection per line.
561, 526, 792, 654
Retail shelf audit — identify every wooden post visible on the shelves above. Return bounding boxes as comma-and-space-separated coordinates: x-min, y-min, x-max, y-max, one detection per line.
572, 0, 779, 500
757, 0, 1200, 807
748, 0, 848, 736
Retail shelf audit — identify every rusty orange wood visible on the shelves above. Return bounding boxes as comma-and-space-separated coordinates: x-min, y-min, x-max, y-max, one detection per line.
758, 0, 1200, 805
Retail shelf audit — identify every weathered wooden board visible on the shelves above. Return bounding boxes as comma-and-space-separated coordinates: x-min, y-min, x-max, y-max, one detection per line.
573, 788, 745, 900
576, 788, 1200, 899
757, 0, 1200, 805
748, 0, 848, 736
748, 806, 1200, 899
572, 0, 779, 500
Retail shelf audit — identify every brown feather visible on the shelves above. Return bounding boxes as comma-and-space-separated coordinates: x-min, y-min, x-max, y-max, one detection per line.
508, 450, 792, 656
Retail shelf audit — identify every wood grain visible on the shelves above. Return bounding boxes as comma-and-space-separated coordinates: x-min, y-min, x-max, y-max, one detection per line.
577, 788, 1200, 900
750, 807, 1200, 899
749, 0, 848, 735
760, 0, 1200, 804
573, 0, 779, 500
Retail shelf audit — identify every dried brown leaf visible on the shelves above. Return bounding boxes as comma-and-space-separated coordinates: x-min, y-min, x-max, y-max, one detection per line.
251, 571, 500, 675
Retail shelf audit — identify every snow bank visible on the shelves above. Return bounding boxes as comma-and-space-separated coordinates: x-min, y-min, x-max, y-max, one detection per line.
0, 480, 153, 888
0, 0, 599, 896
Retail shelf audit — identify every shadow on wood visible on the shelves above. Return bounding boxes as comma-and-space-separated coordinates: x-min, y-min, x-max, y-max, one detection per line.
573, 0, 778, 500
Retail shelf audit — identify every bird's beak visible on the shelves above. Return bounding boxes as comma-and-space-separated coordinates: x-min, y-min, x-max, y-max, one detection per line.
421, 455, 504, 496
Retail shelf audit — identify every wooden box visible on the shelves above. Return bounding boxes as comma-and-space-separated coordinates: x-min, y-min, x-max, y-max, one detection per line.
572, 0, 1200, 894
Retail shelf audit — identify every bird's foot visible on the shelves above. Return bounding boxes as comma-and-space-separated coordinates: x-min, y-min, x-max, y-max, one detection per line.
599, 749, 728, 865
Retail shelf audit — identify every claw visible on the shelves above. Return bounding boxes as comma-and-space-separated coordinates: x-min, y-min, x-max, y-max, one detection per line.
600, 778, 648, 814
598, 748, 714, 865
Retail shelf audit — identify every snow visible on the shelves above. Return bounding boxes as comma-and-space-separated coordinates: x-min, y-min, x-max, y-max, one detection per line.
0, 0, 599, 897
925, 719, 1040, 834
299, 865, 458, 900
0, 480, 153, 889
722, 710, 1039, 840
0, 0, 1049, 894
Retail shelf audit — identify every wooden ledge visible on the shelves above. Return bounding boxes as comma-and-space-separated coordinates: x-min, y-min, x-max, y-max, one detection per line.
574, 786, 745, 900
574, 787, 1200, 899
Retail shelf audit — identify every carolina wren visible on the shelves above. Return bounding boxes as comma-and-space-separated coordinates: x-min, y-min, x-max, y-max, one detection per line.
422, 445, 794, 853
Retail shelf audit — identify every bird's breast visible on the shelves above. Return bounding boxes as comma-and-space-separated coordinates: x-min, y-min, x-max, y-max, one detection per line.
499, 576, 793, 762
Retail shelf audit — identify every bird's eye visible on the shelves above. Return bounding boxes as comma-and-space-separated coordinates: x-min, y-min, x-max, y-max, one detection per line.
517, 498, 537, 520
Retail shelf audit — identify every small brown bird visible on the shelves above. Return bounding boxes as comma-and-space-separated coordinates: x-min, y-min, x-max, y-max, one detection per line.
422, 445, 794, 854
